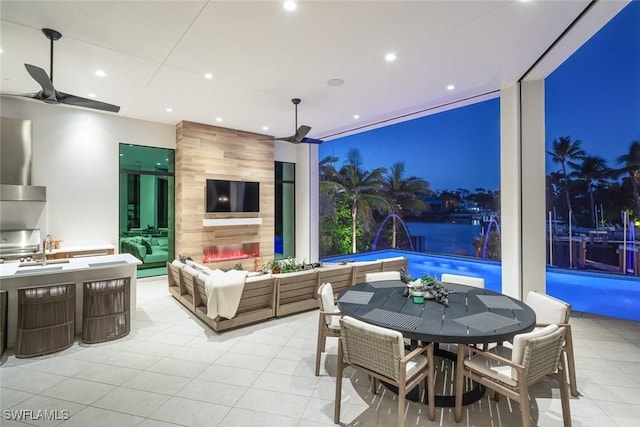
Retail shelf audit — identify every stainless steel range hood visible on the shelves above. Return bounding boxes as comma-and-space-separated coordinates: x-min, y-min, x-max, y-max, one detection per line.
0, 117, 46, 201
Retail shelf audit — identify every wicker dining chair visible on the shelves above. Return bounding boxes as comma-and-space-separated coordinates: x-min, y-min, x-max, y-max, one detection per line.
440, 273, 485, 288
454, 324, 571, 427
335, 316, 435, 427
525, 291, 578, 397
365, 271, 401, 282
315, 282, 342, 376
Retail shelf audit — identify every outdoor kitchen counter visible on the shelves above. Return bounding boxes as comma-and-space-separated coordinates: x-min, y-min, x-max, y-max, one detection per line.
0, 253, 141, 347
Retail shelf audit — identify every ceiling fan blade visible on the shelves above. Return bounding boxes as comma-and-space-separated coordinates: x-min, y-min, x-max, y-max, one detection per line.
24, 64, 56, 99
0, 92, 42, 100
58, 92, 121, 113
300, 137, 324, 145
293, 125, 311, 142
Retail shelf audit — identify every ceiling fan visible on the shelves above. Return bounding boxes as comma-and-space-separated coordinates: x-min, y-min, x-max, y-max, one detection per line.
2, 28, 120, 113
268, 98, 324, 144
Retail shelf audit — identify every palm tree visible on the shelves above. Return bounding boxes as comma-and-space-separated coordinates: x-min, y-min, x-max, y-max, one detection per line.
382, 162, 431, 248
318, 155, 340, 216
546, 136, 585, 220
329, 149, 390, 253
570, 156, 610, 226
616, 140, 640, 219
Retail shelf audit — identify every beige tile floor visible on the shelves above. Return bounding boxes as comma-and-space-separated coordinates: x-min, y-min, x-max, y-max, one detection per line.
1, 276, 639, 426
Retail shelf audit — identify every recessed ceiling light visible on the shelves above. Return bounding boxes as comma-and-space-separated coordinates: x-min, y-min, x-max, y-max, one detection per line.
0, 48, 3, 54
262, 126, 269, 131
447, 84, 455, 91
353, 114, 360, 119
88, 93, 96, 98
156, 162, 161, 166
119, 153, 123, 157
204, 73, 213, 79
283, 1, 297, 11
216, 117, 222, 122
385, 53, 397, 62
95, 70, 106, 77
166, 107, 173, 112
327, 78, 344, 87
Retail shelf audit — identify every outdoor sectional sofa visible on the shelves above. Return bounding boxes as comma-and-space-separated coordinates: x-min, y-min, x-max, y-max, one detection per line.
166, 256, 408, 332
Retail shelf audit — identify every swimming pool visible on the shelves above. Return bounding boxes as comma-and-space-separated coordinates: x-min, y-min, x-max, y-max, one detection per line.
322, 249, 640, 322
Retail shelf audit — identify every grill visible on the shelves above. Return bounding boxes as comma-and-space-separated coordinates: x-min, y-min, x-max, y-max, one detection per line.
0, 229, 41, 263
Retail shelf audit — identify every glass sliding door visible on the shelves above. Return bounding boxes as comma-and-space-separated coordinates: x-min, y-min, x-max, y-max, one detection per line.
119, 144, 175, 277
275, 161, 295, 259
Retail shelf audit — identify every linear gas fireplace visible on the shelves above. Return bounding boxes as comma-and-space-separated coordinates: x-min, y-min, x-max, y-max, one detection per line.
203, 243, 259, 263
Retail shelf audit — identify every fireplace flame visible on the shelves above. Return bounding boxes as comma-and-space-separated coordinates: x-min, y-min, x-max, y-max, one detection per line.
203, 243, 259, 263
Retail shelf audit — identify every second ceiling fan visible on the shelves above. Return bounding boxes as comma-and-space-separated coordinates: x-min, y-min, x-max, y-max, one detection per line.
270, 98, 324, 144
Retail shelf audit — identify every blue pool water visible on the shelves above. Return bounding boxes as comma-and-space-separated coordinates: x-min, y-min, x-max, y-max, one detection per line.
322, 249, 640, 322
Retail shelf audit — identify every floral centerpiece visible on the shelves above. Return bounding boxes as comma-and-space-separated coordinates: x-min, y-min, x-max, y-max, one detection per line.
400, 269, 456, 306
418, 274, 457, 306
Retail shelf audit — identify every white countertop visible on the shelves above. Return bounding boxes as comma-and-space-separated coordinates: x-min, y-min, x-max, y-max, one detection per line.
0, 253, 141, 279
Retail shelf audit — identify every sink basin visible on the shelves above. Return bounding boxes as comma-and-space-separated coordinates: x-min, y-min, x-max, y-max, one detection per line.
18, 259, 70, 267
88, 260, 129, 267
14, 265, 64, 274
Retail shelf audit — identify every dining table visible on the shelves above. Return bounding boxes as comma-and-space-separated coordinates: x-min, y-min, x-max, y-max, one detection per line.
336, 280, 536, 407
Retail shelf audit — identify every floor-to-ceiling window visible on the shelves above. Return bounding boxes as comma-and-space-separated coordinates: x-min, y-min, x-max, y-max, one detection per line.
545, 1, 640, 276
275, 161, 295, 259
318, 98, 500, 259
119, 144, 175, 277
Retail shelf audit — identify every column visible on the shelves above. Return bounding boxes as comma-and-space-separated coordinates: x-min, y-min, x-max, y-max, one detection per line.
296, 143, 320, 263
500, 80, 546, 299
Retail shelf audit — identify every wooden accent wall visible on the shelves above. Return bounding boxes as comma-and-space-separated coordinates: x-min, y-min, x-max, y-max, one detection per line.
175, 121, 274, 270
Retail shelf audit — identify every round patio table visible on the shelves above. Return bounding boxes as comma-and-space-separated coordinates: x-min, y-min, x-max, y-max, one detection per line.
336, 280, 536, 407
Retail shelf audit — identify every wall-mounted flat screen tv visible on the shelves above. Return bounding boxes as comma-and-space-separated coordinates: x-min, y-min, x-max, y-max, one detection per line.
206, 179, 260, 213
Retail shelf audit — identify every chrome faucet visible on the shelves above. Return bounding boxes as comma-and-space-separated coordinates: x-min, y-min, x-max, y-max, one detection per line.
42, 234, 53, 266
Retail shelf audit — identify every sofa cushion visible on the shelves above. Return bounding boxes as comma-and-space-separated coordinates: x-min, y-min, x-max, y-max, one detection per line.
141, 239, 153, 254
186, 260, 213, 275
144, 249, 168, 264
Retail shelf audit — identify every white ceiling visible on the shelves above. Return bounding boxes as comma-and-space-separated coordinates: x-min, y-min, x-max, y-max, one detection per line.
0, 1, 627, 142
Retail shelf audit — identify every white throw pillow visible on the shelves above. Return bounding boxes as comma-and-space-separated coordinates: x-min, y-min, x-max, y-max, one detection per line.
182, 265, 201, 279
186, 260, 213, 275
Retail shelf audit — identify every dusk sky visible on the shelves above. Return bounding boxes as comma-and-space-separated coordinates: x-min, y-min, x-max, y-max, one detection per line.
320, 2, 639, 193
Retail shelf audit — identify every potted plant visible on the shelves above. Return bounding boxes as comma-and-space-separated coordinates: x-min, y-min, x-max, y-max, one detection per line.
265, 259, 282, 274
419, 274, 456, 306
411, 280, 427, 304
